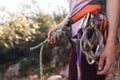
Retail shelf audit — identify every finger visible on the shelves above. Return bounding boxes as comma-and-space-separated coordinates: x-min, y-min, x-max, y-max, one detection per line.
53, 35, 57, 43
98, 54, 105, 71
57, 35, 60, 40
48, 36, 51, 43
50, 36, 54, 44
47, 31, 51, 39
97, 58, 112, 75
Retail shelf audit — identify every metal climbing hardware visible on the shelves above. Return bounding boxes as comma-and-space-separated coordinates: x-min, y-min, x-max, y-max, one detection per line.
80, 15, 104, 65
30, 0, 109, 80
64, 0, 108, 65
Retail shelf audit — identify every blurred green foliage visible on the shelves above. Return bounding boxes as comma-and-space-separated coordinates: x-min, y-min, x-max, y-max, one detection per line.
0, 3, 69, 78
0, 7, 68, 48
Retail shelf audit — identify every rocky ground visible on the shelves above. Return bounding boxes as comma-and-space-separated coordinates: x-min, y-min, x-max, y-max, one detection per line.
0, 61, 120, 80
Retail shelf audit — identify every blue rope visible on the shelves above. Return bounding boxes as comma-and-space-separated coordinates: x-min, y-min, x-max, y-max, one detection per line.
30, 29, 63, 80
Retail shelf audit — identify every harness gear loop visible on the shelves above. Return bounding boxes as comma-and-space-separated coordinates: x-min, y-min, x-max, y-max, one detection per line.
30, 0, 108, 79
64, 0, 107, 65
80, 26, 104, 65
79, 13, 105, 65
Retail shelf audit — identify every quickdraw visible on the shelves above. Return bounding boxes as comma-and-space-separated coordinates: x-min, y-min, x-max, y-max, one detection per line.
80, 21, 104, 65
64, 0, 108, 65
30, 0, 108, 79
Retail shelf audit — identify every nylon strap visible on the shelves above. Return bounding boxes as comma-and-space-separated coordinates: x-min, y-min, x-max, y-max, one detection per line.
65, 0, 104, 27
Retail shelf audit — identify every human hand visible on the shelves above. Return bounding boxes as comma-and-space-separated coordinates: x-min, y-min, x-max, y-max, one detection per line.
97, 42, 117, 75
47, 27, 61, 44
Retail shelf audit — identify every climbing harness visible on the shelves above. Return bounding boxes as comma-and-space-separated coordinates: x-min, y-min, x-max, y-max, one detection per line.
30, 0, 109, 79
65, 0, 108, 65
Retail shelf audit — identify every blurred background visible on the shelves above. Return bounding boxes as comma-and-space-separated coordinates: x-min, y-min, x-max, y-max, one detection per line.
0, 0, 71, 80
0, 0, 120, 80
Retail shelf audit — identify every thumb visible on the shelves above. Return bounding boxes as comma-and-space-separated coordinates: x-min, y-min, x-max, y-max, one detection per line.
98, 54, 105, 71
47, 31, 51, 39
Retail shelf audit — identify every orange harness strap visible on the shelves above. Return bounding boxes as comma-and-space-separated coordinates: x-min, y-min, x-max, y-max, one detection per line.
64, 0, 108, 43
70, 4, 102, 23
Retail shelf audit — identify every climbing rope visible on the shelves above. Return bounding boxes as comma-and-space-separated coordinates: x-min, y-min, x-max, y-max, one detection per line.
30, 29, 63, 80
29, 12, 106, 79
